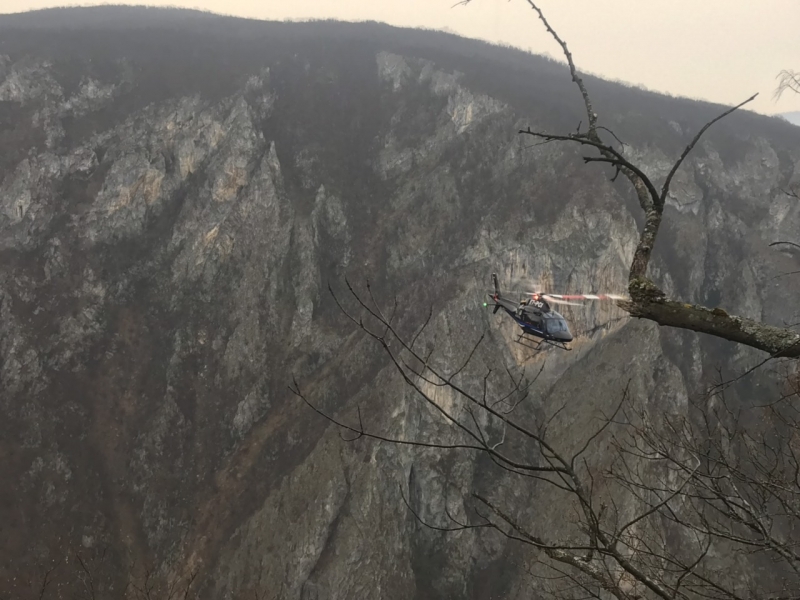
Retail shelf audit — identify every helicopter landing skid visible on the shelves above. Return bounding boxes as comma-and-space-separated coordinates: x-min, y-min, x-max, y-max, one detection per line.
515, 332, 572, 352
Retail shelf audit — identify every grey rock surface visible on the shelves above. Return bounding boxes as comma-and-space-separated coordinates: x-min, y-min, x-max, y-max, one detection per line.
1, 7, 800, 599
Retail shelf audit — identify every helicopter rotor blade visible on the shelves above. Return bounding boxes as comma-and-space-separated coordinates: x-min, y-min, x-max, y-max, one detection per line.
542, 297, 584, 306
542, 293, 628, 301
490, 281, 629, 304
502, 290, 627, 300
502, 290, 546, 297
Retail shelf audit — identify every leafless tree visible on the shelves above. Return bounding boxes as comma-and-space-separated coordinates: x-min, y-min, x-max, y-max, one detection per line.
775, 70, 800, 100
37, 560, 61, 600
294, 2, 800, 598
74, 549, 97, 600
772, 69, 800, 219
127, 562, 199, 600
16, 549, 199, 600
452, 1, 800, 358
292, 281, 800, 600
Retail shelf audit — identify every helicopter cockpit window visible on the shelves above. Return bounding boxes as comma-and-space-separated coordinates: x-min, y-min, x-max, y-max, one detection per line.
546, 318, 568, 333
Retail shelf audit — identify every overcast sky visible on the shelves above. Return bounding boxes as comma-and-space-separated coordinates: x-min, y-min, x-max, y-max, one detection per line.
3, 0, 799, 115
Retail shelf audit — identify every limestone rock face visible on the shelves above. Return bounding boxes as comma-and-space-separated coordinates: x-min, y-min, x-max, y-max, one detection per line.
2, 8, 800, 599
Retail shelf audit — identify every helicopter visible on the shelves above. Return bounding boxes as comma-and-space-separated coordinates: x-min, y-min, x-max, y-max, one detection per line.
484, 273, 625, 351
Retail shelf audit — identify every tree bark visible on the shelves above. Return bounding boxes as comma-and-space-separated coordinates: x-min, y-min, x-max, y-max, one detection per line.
621, 283, 800, 357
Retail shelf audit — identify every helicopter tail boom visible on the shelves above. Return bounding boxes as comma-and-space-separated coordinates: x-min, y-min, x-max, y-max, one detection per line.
491, 272, 501, 312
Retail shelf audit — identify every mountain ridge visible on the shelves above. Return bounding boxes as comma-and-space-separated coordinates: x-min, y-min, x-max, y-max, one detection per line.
781, 110, 800, 126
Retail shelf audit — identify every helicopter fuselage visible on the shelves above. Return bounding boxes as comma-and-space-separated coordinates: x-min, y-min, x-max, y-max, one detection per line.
489, 294, 574, 344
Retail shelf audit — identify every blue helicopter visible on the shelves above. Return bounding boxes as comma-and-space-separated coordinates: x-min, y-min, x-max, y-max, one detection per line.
485, 273, 625, 351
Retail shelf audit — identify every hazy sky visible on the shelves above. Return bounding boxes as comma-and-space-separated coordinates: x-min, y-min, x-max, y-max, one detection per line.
2, 0, 799, 115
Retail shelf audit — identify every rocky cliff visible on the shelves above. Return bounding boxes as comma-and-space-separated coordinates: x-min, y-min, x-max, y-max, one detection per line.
2, 7, 800, 599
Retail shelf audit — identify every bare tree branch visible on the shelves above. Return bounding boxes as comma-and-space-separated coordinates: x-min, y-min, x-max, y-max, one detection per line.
37, 561, 60, 600
492, 2, 791, 357
617, 297, 800, 358
775, 70, 800, 100
308, 275, 800, 599
660, 94, 758, 205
